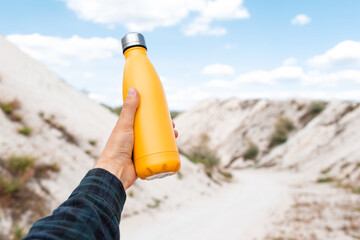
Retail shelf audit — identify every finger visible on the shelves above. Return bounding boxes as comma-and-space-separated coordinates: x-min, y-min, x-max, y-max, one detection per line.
172, 121, 175, 128
174, 129, 178, 138
117, 87, 139, 131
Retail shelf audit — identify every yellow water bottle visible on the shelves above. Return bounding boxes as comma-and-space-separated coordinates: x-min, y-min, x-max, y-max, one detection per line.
121, 32, 181, 180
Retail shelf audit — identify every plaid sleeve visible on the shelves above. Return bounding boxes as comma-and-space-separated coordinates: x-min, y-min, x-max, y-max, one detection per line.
24, 168, 126, 240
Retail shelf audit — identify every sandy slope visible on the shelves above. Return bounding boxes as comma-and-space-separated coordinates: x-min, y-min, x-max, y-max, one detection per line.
121, 169, 294, 240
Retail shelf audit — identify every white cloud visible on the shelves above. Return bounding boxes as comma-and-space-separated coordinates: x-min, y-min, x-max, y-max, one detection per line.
205, 79, 233, 88
307, 40, 360, 68
183, 17, 227, 36
183, 0, 249, 36
236, 66, 304, 84
291, 14, 311, 26
302, 69, 360, 86
201, 64, 235, 75
83, 72, 95, 79
7, 34, 122, 67
283, 57, 297, 66
61, 0, 249, 35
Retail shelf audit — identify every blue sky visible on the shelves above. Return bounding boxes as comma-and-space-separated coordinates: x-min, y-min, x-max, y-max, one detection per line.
1, 0, 360, 110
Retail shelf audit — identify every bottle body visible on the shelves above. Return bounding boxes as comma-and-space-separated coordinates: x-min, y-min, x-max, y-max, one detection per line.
122, 47, 180, 180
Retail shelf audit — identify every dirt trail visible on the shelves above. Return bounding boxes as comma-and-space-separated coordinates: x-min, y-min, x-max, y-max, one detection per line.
121, 170, 295, 240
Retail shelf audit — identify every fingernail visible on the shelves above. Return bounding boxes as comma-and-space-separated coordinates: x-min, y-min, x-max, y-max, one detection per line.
127, 87, 136, 97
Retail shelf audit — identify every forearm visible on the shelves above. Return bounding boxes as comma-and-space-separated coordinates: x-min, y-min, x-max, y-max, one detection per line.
24, 168, 126, 240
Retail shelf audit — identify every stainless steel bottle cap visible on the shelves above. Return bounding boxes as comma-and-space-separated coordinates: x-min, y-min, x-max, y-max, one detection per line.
121, 32, 147, 53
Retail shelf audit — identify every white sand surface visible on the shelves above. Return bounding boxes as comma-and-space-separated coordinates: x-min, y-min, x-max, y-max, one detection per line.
121, 170, 294, 240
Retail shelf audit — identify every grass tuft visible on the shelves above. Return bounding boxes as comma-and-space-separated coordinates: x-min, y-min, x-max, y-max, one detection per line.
88, 140, 97, 146
17, 126, 32, 136
269, 116, 295, 148
243, 142, 259, 160
8, 155, 36, 175
317, 177, 334, 183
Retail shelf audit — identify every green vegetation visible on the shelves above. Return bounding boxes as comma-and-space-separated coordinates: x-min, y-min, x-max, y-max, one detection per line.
101, 104, 122, 115
269, 116, 295, 148
88, 140, 97, 146
170, 111, 182, 119
176, 171, 183, 180
0, 178, 20, 195
147, 198, 161, 208
13, 223, 26, 240
128, 191, 134, 198
300, 101, 327, 126
8, 155, 36, 175
321, 165, 334, 174
11, 114, 23, 122
0, 102, 14, 114
39, 113, 78, 145
182, 135, 220, 169
0, 100, 20, 115
317, 177, 334, 183
218, 169, 233, 179
243, 142, 259, 160
340, 183, 360, 194
0, 156, 61, 225
34, 163, 61, 178
310, 102, 326, 115
17, 126, 32, 136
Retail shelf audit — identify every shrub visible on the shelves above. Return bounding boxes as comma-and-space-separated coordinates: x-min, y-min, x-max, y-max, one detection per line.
0, 102, 13, 114
34, 163, 61, 178
269, 128, 288, 148
170, 111, 181, 119
8, 155, 36, 175
243, 142, 259, 160
147, 198, 161, 208
0, 100, 20, 115
101, 104, 122, 115
310, 102, 325, 115
191, 146, 220, 169
188, 134, 220, 169
11, 114, 23, 122
88, 140, 97, 146
218, 169, 233, 179
13, 223, 26, 240
128, 191, 134, 198
269, 116, 295, 148
0, 178, 21, 195
317, 177, 334, 183
17, 126, 32, 136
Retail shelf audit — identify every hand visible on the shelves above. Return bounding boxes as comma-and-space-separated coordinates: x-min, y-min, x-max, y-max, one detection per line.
95, 87, 178, 190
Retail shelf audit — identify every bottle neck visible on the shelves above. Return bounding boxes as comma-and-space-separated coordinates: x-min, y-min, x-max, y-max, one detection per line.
124, 46, 147, 59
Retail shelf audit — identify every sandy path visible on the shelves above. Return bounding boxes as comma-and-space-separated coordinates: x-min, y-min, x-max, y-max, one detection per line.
121, 170, 294, 240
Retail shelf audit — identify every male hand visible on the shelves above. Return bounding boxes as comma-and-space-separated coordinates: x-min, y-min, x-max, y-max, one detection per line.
95, 87, 178, 190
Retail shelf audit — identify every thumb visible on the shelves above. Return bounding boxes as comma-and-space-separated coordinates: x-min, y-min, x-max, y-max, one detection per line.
118, 87, 139, 131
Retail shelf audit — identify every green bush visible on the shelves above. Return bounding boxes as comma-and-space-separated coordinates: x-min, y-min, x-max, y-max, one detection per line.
269, 127, 288, 148
310, 102, 326, 115
17, 126, 32, 136
269, 116, 295, 148
0, 178, 21, 195
188, 134, 220, 169
88, 140, 97, 146
0, 100, 20, 115
13, 223, 26, 240
317, 177, 334, 183
8, 155, 36, 175
128, 191, 134, 198
243, 142, 259, 160
0, 102, 13, 114
147, 198, 161, 208
170, 111, 182, 119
